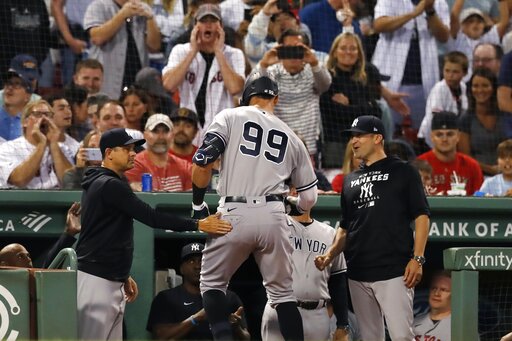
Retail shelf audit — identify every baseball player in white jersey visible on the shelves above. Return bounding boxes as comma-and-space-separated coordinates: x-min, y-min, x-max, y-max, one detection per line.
260, 208, 350, 341
191, 74, 318, 340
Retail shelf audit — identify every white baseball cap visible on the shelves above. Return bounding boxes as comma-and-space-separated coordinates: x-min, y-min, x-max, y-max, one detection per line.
459, 8, 485, 24
145, 114, 173, 131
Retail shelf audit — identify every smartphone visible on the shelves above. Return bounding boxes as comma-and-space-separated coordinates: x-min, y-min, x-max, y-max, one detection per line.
277, 45, 304, 59
84, 148, 103, 161
244, 8, 253, 22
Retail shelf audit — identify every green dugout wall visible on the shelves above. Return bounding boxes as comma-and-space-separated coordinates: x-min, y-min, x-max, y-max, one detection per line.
0, 191, 510, 339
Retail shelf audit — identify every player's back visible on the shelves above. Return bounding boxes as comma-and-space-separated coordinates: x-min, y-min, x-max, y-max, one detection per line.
207, 106, 315, 197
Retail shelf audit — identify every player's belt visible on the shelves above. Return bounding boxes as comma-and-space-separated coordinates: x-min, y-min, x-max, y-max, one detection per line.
296, 299, 329, 310
223, 195, 283, 203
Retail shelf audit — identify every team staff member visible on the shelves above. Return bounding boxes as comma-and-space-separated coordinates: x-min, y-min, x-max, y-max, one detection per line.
316, 116, 430, 341
260, 205, 349, 341
76, 128, 231, 341
191, 75, 318, 340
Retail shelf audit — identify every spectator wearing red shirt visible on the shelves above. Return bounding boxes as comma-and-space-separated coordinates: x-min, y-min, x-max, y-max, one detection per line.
126, 114, 192, 192
169, 108, 199, 164
417, 111, 483, 195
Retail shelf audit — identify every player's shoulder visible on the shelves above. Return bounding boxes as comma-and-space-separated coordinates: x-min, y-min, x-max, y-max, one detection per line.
311, 219, 336, 235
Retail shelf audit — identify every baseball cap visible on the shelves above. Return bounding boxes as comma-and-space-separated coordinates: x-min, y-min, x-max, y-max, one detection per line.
145, 113, 173, 131
344, 115, 385, 135
4, 70, 33, 93
195, 4, 222, 22
431, 111, 459, 130
99, 128, 145, 157
170, 108, 199, 125
460, 8, 485, 24
9, 54, 39, 83
180, 243, 205, 262
135, 67, 169, 98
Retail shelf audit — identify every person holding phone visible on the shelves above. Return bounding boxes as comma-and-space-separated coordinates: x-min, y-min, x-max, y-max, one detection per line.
256, 28, 331, 160
62, 130, 102, 190
0, 100, 74, 189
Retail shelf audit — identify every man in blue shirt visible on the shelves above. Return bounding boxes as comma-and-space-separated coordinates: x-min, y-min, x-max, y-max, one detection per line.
299, 0, 361, 53
0, 70, 33, 141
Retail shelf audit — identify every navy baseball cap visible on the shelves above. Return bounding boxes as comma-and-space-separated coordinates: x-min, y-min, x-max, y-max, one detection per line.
431, 111, 458, 130
4, 70, 33, 93
9, 54, 39, 83
180, 243, 204, 262
99, 128, 145, 157
344, 115, 385, 135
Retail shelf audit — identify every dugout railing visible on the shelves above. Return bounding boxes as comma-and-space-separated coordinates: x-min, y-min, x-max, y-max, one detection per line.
444, 247, 512, 341
0, 191, 510, 339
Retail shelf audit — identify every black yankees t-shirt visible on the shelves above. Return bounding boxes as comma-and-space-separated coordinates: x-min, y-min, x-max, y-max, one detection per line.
340, 156, 430, 282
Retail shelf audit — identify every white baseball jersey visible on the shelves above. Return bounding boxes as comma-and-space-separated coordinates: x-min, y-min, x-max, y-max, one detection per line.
206, 106, 318, 196
288, 217, 346, 300
162, 43, 246, 146
261, 217, 346, 341
413, 313, 451, 341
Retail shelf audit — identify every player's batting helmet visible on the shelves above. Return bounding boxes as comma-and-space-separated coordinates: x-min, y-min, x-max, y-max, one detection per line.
240, 75, 279, 106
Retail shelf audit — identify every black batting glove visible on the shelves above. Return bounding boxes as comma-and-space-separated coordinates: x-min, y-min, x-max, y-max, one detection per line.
192, 202, 210, 219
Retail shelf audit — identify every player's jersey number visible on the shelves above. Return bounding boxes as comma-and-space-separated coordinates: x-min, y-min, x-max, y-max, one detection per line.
239, 121, 288, 164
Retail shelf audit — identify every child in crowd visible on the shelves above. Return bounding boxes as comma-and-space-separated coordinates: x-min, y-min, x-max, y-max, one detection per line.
478, 139, 512, 196
418, 51, 468, 148
411, 159, 436, 195
448, 0, 510, 78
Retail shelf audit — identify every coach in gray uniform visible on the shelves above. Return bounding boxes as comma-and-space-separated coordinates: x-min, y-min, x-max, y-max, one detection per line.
316, 116, 430, 341
191, 74, 318, 340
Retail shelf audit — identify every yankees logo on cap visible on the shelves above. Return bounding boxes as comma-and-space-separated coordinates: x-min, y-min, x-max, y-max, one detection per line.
344, 115, 385, 135
180, 243, 205, 262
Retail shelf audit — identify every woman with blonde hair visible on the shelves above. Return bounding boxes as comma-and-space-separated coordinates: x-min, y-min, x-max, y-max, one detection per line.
320, 32, 383, 168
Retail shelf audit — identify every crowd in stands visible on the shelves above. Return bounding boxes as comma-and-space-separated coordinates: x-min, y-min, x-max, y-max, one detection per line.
1, 0, 512, 196
0, 0, 512, 195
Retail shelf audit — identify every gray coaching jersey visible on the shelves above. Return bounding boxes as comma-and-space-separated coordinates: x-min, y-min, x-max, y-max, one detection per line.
206, 106, 317, 196
413, 313, 451, 341
287, 217, 347, 301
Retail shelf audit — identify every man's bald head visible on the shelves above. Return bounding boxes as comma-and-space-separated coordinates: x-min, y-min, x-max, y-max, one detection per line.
0, 243, 33, 267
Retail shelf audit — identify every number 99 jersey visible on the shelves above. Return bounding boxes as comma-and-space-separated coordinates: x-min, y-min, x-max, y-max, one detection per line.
205, 106, 317, 196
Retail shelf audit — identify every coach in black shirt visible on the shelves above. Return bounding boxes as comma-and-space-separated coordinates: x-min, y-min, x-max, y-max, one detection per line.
316, 115, 430, 341
75, 128, 231, 340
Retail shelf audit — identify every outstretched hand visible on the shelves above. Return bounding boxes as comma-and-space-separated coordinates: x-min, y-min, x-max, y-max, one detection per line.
198, 212, 232, 235
65, 202, 81, 236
